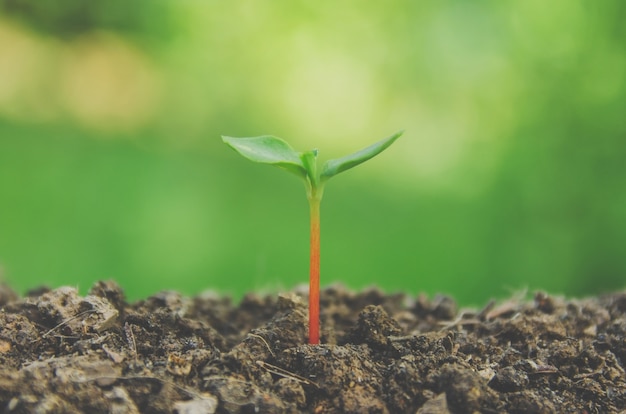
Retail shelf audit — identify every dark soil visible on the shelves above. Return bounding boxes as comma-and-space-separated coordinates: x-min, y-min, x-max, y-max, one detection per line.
1, 281, 626, 413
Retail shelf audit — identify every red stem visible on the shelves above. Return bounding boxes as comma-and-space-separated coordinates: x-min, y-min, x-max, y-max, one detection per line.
309, 199, 321, 344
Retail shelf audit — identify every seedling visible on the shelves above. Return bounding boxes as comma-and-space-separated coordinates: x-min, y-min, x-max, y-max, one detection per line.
222, 131, 403, 344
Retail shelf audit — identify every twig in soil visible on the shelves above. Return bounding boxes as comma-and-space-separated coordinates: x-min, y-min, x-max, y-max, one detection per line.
523, 359, 559, 375
476, 299, 496, 320
124, 322, 137, 360
41, 310, 97, 339
437, 311, 481, 330
256, 361, 319, 388
248, 333, 275, 358
484, 291, 526, 320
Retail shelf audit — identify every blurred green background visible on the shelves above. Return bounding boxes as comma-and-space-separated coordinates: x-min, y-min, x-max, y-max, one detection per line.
1, 1, 625, 306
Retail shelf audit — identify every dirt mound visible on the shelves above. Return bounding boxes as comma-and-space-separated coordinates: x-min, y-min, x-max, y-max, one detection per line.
1, 281, 625, 413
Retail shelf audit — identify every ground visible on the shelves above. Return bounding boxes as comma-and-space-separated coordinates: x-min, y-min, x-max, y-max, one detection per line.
1, 281, 625, 413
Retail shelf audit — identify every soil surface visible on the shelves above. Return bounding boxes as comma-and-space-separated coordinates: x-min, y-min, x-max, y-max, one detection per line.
1, 281, 626, 413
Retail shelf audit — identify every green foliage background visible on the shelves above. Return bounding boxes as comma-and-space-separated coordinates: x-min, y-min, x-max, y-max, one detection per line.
1, 1, 625, 305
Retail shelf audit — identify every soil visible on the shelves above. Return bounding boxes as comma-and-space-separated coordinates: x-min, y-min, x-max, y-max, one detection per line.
1, 281, 626, 413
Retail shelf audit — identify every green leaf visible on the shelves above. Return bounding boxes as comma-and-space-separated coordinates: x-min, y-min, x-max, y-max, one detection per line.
320, 130, 404, 181
222, 135, 307, 179
300, 149, 319, 187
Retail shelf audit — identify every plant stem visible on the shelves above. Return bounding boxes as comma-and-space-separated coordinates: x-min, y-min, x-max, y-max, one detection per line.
308, 194, 321, 344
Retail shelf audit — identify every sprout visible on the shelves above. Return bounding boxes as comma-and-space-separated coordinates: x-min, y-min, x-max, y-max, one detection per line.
222, 131, 403, 344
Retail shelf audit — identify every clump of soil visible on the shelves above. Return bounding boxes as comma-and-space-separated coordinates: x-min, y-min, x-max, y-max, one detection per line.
1, 281, 626, 413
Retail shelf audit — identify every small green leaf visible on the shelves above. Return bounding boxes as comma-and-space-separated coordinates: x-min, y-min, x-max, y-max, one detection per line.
320, 130, 404, 181
300, 149, 319, 187
222, 135, 307, 178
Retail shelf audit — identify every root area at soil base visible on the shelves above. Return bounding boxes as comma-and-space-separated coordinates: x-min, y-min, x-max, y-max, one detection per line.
1, 281, 626, 413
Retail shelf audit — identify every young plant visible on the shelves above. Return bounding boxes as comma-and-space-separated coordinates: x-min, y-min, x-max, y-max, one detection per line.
222, 131, 403, 344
